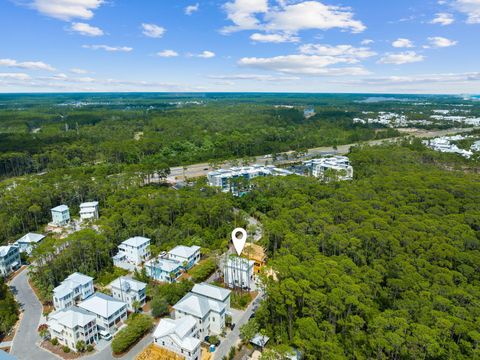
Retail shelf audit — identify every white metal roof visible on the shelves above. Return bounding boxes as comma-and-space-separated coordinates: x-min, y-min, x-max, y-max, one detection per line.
80, 201, 98, 208
168, 245, 200, 259
0, 245, 18, 257
48, 306, 96, 329
173, 292, 226, 318
16, 233, 45, 244
152, 316, 200, 352
53, 272, 93, 298
109, 277, 146, 293
78, 292, 126, 319
121, 236, 150, 248
51, 205, 69, 212
191, 282, 231, 302
145, 257, 182, 272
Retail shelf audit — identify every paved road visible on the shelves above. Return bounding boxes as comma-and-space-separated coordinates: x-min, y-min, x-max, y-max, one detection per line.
168, 127, 478, 181
214, 292, 263, 360
10, 269, 57, 360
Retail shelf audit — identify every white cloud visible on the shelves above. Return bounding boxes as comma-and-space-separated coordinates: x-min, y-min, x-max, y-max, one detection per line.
379, 51, 425, 65
392, 38, 414, 48
185, 3, 199, 15
299, 44, 376, 60
70, 68, 89, 74
28, 0, 104, 21
70, 22, 104, 36
239, 54, 369, 75
208, 74, 300, 81
197, 50, 216, 58
424, 36, 457, 48
453, 0, 480, 23
250, 32, 299, 43
361, 39, 374, 45
0, 73, 31, 80
352, 72, 480, 85
430, 13, 455, 25
0, 58, 55, 71
82, 45, 133, 52
157, 50, 179, 57
222, 0, 365, 34
141, 23, 166, 38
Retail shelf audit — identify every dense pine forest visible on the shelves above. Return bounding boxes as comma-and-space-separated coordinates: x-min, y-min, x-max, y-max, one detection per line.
237, 142, 480, 359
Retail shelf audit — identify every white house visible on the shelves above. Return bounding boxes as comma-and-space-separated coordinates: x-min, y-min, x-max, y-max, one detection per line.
145, 257, 183, 283
78, 292, 128, 334
207, 165, 292, 194
51, 205, 70, 226
109, 277, 147, 311
79, 201, 99, 221
168, 245, 201, 270
113, 236, 150, 270
223, 256, 255, 291
173, 283, 231, 337
303, 156, 353, 181
14, 233, 45, 255
0, 245, 21, 277
53, 272, 94, 311
152, 316, 201, 360
47, 306, 98, 352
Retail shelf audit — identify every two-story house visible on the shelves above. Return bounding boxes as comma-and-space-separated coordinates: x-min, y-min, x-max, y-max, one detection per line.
0, 245, 21, 277
51, 205, 70, 226
14, 233, 45, 255
168, 245, 201, 270
152, 315, 201, 360
53, 272, 94, 310
109, 277, 146, 311
47, 306, 98, 352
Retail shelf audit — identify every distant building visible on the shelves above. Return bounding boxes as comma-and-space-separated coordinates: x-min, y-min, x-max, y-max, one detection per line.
303, 107, 315, 118
78, 292, 127, 334
424, 136, 473, 158
113, 236, 151, 270
244, 243, 266, 275
51, 205, 70, 226
53, 272, 94, 310
303, 156, 353, 181
14, 233, 45, 255
152, 315, 201, 360
109, 277, 147, 311
173, 283, 231, 337
145, 257, 183, 283
79, 201, 99, 221
0, 245, 21, 277
471, 140, 480, 152
168, 245, 201, 269
47, 306, 98, 351
223, 256, 255, 290
207, 165, 292, 194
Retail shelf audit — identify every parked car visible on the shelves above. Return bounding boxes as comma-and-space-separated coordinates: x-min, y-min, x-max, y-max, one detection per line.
99, 330, 112, 341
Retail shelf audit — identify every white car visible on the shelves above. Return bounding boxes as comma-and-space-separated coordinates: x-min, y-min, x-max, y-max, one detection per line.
99, 330, 112, 341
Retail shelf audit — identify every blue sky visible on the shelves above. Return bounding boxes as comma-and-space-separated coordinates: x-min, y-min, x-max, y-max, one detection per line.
0, 0, 479, 93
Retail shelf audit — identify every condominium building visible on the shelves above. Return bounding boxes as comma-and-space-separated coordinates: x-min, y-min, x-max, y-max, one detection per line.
207, 165, 292, 194
47, 306, 98, 352
303, 156, 353, 181
53, 272, 94, 310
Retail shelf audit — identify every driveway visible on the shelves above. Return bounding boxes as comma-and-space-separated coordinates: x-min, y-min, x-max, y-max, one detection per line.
214, 291, 263, 360
9, 269, 57, 360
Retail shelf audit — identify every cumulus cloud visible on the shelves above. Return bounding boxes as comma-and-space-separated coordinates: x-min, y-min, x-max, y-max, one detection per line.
250, 32, 299, 43
424, 36, 458, 48
141, 23, 166, 38
196, 51, 216, 58
453, 0, 480, 23
157, 50, 179, 57
28, 0, 104, 21
82, 44, 133, 52
222, 0, 365, 34
299, 44, 376, 60
430, 12, 455, 25
351, 72, 480, 85
70, 68, 89, 74
361, 39, 374, 45
0, 73, 31, 80
392, 38, 414, 48
70, 22, 104, 36
185, 3, 199, 15
0, 58, 56, 71
239, 54, 369, 75
378, 51, 425, 65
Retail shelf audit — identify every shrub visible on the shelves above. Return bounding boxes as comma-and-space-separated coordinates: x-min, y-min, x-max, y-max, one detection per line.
151, 296, 169, 318
209, 335, 220, 346
50, 338, 58, 346
76, 340, 86, 352
111, 314, 154, 354
86, 344, 94, 352
62, 345, 70, 353
188, 259, 216, 283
